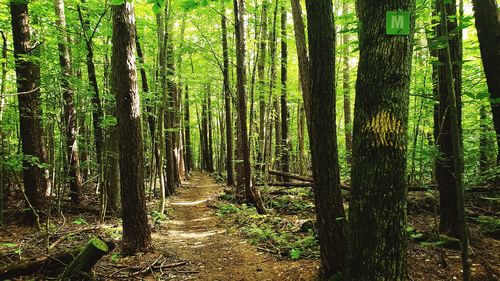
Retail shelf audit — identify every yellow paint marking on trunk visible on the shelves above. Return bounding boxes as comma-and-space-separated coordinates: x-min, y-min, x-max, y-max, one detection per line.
362, 111, 403, 147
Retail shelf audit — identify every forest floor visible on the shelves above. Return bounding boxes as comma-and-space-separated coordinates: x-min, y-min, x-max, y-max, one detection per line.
0, 171, 499, 280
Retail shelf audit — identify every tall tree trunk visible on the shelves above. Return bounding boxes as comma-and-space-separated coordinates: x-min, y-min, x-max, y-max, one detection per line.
10, 0, 49, 219
269, 0, 280, 170
165, 4, 179, 193
183, 84, 193, 173
135, 28, 157, 174
290, 0, 310, 124
257, 0, 268, 174
435, 0, 462, 238
0, 30, 7, 225
342, 1, 352, 166
207, 85, 215, 172
280, 1, 289, 176
54, 0, 83, 205
347, 1, 415, 280
479, 105, 495, 172
233, 0, 266, 215
472, 0, 500, 167
305, 0, 345, 277
77, 4, 104, 169
201, 86, 212, 172
437, 1, 470, 279
221, 6, 235, 185
156, 11, 168, 214
112, 1, 152, 255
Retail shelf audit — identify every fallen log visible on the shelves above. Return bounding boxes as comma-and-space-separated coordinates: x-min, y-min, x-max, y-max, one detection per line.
60, 238, 115, 280
268, 169, 313, 182
0, 238, 114, 280
0, 248, 81, 280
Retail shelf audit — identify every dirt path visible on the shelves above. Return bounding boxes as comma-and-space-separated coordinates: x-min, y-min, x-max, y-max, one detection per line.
153, 171, 317, 280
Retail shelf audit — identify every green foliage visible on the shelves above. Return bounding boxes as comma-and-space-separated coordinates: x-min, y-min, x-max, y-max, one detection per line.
72, 217, 88, 225
150, 210, 168, 224
475, 215, 500, 234
216, 201, 318, 259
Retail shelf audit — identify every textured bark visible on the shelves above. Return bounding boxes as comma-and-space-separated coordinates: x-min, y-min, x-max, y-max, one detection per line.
280, 1, 289, 176
437, 1, 470, 279
165, 7, 179, 193
305, 0, 346, 277
112, 2, 152, 255
156, 12, 168, 214
54, 0, 83, 205
290, 0, 310, 124
472, 0, 500, 166
257, 0, 268, 172
0, 30, 5, 224
269, 0, 280, 170
347, 1, 415, 280
233, 0, 266, 214
221, 6, 234, 185
10, 0, 49, 216
435, 0, 462, 238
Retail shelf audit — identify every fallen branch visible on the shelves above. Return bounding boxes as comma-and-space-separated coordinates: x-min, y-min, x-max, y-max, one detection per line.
0, 248, 81, 279
268, 169, 312, 182
48, 226, 100, 251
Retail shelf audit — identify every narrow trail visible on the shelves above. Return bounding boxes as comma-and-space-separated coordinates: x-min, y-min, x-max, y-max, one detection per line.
153, 171, 317, 280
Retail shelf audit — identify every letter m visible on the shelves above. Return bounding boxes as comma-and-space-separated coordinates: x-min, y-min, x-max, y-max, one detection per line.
392, 15, 404, 30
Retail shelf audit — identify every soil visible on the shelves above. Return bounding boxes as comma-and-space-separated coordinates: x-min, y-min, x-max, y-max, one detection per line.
0, 171, 498, 280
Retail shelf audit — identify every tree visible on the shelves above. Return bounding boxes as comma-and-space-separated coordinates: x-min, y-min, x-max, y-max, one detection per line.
221, 3, 234, 185
111, 1, 152, 255
472, 0, 500, 167
53, 0, 83, 205
233, 0, 266, 214
304, 0, 346, 278
10, 0, 49, 221
347, 1, 415, 280
280, 0, 290, 176
434, 0, 462, 238
437, 0, 470, 278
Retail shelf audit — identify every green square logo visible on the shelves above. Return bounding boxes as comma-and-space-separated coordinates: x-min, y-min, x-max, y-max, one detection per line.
386, 11, 410, 35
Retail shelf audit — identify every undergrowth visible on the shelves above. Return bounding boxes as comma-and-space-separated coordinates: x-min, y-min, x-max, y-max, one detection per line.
215, 196, 319, 260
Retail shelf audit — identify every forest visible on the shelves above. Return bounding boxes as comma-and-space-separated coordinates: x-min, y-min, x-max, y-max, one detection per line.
0, 0, 498, 280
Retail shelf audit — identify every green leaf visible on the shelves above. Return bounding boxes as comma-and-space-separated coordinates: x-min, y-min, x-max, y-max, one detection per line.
152, 3, 162, 14
110, 0, 125, 5
290, 248, 301, 260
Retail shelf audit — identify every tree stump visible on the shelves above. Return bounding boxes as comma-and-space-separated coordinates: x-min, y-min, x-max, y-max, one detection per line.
59, 238, 114, 280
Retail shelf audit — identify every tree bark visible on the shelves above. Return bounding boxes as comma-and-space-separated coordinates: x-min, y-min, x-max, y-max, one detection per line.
233, 0, 267, 215
112, 1, 152, 255
304, 0, 346, 277
10, 0, 49, 219
472, 0, 500, 166
221, 5, 234, 185
437, 1, 470, 279
280, 1, 290, 177
435, 0, 462, 238
54, 0, 83, 205
257, 0, 268, 174
347, 1, 415, 280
